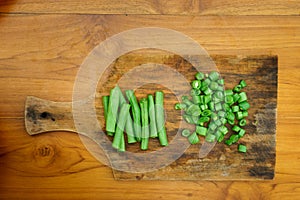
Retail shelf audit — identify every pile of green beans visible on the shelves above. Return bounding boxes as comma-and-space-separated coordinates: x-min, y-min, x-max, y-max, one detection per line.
103, 86, 168, 152
175, 71, 250, 153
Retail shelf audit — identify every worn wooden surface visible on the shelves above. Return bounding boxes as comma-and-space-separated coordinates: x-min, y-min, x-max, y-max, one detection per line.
0, 1, 300, 199
0, 0, 300, 15
24, 54, 277, 180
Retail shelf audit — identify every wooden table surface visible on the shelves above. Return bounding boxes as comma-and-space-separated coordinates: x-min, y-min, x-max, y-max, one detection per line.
0, 1, 299, 199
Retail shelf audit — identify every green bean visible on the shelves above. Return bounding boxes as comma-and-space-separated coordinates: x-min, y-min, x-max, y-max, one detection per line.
155, 91, 168, 146
126, 90, 141, 142
148, 95, 158, 138
112, 103, 130, 151
140, 98, 150, 150
106, 86, 120, 134
125, 112, 137, 144
181, 129, 191, 137
238, 144, 247, 153
188, 132, 199, 144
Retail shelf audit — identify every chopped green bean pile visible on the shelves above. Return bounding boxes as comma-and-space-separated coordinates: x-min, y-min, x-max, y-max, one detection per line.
175, 71, 250, 153
103, 86, 168, 152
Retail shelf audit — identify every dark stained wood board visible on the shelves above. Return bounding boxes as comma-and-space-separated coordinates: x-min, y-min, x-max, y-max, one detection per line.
95, 52, 277, 180
25, 53, 277, 180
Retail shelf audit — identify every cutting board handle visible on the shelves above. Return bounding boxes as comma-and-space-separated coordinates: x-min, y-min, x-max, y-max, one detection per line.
25, 96, 76, 135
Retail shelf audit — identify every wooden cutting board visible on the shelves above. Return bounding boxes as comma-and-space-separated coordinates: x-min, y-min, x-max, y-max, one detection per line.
25, 53, 277, 180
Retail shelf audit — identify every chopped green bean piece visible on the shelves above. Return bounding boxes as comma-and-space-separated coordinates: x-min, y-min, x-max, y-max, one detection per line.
181, 129, 191, 137
205, 133, 216, 142
188, 132, 200, 144
211, 113, 218, 121
201, 109, 212, 117
208, 71, 220, 81
228, 119, 235, 125
238, 144, 247, 153
239, 118, 247, 127
187, 104, 201, 116
220, 117, 227, 125
239, 80, 247, 88
183, 114, 193, 124
215, 119, 222, 127
232, 105, 239, 112
238, 129, 246, 137
192, 116, 199, 124
242, 111, 248, 117
233, 84, 242, 92
225, 95, 234, 105
215, 130, 223, 140
236, 111, 244, 120
225, 139, 233, 146
208, 122, 217, 131
182, 98, 193, 106
229, 134, 239, 144
223, 104, 231, 112
200, 104, 208, 111
215, 102, 223, 111
204, 95, 211, 104
198, 116, 210, 124
174, 103, 187, 110
196, 126, 207, 136
218, 111, 226, 118
200, 85, 208, 92
195, 72, 205, 80
203, 87, 212, 95
192, 95, 201, 104
238, 92, 248, 103
233, 93, 240, 103
226, 112, 235, 121
202, 78, 211, 87
225, 89, 233, 96
218, 126, 228, 135
215, 91, 224, 100
217, 134, 225, 142
191, 80, 201, 89
217, 79, 224, 85
232, 125, 241, 132
239, 101, 250, 111
207, 102, 214, 111
191, 88, 201, 96
217, 85, 224, 91
210, 82, 219, 90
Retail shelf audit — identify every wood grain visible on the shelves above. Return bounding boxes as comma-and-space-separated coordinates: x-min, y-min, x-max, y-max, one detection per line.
0, 0, 300, 15
23, 54, 277, 180
0, 15, 299, 118
0, 118, 299, 199
0, 13, 299, 199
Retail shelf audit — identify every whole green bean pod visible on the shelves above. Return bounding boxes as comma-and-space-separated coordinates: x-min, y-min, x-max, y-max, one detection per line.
148, 94, 158, 138
106, 87, 120, 135
112, 103, 130, 151
126, 113, 137, 144
140, 98, 150, 150
140, 98, 149, 150
155, 91, 168, 146
126, 90, 142, 142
